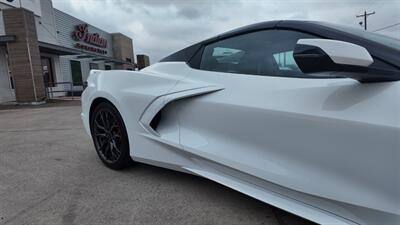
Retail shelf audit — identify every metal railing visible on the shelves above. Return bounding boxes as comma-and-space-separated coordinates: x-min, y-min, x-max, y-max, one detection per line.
45, 82, 87, 100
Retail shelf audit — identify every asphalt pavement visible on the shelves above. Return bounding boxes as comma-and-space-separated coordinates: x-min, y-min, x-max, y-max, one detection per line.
0, 101, 315, 225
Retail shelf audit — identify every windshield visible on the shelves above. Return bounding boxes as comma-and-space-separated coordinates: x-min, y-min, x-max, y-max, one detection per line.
314, 22, 400, 51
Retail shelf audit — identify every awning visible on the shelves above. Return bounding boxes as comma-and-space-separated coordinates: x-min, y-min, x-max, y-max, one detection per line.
39, 42, 81, 55
38, 41, 135, 66
82, 56, 134, 65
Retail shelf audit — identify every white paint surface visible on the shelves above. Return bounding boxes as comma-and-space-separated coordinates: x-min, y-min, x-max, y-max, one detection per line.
81, 62, 400, 225
297, 39, 374, 66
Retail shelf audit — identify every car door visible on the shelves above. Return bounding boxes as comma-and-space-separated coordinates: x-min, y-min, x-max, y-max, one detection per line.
175, 29, 398, 212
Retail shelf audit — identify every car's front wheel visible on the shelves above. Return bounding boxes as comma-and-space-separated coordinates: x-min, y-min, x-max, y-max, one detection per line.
90, 102, 132, 170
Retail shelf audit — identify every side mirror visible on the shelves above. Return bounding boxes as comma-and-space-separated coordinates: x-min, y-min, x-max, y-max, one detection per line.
293, 39, 377, 81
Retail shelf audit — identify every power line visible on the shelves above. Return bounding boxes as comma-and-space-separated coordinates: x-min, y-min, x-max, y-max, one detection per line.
356, 11, 375, 30
373, 22, 400, 32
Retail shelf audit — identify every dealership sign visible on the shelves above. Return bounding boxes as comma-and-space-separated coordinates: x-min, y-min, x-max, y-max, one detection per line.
72, 24, 108, 55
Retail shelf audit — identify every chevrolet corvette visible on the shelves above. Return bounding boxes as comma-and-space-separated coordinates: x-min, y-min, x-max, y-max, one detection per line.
81, 21, 400, 225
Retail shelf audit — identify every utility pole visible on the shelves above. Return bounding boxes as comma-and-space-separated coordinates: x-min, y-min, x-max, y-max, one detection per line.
356, 11, 375, 30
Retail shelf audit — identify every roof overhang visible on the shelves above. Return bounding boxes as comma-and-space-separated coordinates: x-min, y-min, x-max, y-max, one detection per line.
39, 42, 81, 55
92, 58, 105, 61
76, 55, 95, 59
0, 35, 16, 46
38, 41, 135, 66
79, 56, 134, 66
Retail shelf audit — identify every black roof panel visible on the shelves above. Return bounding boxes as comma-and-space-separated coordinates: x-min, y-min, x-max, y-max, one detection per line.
161, 20, 399, 69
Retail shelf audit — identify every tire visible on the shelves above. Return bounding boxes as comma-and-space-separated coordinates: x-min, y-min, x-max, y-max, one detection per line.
90, 102, 133, 170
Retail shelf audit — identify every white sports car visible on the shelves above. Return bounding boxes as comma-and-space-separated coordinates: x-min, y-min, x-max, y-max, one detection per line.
81, 21, 400, 225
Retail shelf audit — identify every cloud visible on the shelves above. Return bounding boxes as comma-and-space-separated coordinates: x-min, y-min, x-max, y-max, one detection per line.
178, 6, 202, 19
52, 0, 400, 63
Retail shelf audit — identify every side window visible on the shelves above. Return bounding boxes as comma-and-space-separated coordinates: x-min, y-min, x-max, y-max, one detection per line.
199, 30, 317, 77
212, 47, 245, 64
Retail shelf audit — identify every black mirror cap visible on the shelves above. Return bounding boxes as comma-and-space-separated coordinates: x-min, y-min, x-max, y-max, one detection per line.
293, 44, 400, 83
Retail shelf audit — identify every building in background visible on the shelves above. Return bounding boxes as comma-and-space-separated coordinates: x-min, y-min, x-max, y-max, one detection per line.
137, 54, 150, 70
112, 33, 135, 70
0, 0, 136, 103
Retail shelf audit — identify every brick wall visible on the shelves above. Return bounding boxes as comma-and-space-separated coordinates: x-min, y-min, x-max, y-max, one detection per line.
137, 54, 150, 70
3, 8, 45, 102
111, 33, 134, 70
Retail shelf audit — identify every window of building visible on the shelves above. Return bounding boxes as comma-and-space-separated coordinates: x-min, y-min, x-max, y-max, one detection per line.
89, 63, 99, 70
199, 30, 317, 78
105, 65, 112, 70
9, 76, 14, 90
70, 60, 83, 86
126, 58, 132, 63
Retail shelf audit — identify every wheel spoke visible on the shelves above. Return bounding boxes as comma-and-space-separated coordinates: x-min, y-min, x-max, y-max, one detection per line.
95, 120, 106, 131
105, 111, 112, 129
113, 143, 121, 156
109, 142, 118, 160
95, 133, 107, 137
104, 142, 112, 158
100, 111, 107, 129
113, 134, 122, 140
110, 122, 119, 131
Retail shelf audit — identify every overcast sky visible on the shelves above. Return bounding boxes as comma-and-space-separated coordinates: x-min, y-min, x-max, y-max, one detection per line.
52, 0, 400, 63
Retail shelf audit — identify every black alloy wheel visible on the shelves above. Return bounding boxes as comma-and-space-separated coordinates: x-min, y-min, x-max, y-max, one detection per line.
91, 102, 132, 170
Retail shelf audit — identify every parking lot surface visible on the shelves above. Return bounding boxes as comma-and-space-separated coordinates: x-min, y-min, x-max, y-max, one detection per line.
0, 101, 315, 225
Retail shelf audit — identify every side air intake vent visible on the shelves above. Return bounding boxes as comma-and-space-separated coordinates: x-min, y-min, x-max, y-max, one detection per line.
149, 110, 162, 131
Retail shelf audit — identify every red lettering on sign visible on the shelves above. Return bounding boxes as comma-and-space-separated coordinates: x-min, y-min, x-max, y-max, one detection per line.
72, 24, 108, 48
74, 43, 107, 55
